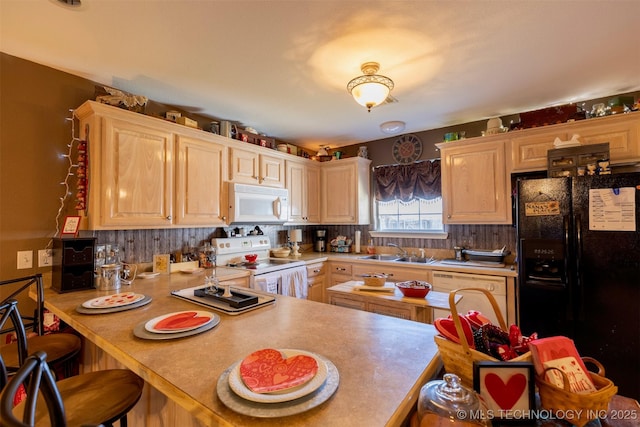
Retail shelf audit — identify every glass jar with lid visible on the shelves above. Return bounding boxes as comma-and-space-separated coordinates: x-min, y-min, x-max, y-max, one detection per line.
417, 373, 491, 426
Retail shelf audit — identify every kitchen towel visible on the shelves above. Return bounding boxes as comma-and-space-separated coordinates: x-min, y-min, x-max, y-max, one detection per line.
254, 277, 278, 294
280, 266, 308, 299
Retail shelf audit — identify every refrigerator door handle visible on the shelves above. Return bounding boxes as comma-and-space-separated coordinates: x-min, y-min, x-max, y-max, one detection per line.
563, 214, 573, 321
574, 214, 585, 321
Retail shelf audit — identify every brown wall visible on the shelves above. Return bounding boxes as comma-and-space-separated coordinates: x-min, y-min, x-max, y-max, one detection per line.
0, 54, 97, 285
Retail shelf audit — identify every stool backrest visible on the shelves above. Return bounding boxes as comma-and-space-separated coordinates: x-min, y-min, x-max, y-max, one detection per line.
0, 351, 67, 427
0, 299, 28, 370
0, 274, 45, 336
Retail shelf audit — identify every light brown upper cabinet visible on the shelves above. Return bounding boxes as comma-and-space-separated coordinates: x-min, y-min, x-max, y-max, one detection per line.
437, 138, 511, 225
320, 157, 371, 224
174, 135, 227, 226
510, 112, 640, 172
286, 158, 320, 224
75, 101, 228, 230
228, 146, 285, 188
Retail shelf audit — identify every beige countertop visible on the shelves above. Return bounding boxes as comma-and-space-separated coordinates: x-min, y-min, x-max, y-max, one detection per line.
286, 251, 518, 278
40, 271, 441, 426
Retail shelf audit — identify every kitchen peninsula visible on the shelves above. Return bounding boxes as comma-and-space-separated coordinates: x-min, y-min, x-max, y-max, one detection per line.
39, 269, 442, 426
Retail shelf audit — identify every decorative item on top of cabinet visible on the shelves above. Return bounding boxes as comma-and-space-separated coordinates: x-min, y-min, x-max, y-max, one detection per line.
228, 146, 285, 188
320, 157, 371, 224
436, 138, 511, 224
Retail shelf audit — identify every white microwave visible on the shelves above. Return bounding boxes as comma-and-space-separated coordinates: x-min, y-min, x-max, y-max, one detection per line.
227, 183, 289, 224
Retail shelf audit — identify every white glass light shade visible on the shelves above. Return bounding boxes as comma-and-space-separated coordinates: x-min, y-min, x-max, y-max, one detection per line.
347, 62, 394, 112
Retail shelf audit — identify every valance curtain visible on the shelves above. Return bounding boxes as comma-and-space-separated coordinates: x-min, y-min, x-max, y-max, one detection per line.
373, 159, 441, 202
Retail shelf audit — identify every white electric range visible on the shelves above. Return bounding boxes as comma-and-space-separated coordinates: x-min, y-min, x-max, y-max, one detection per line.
211, 236, 307, 297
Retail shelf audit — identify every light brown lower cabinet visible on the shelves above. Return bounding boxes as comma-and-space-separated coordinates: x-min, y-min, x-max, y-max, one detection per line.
306, 262, 326, 302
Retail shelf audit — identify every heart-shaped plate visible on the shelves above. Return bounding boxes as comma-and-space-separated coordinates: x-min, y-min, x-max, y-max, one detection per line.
145, 311, 214, 334
239, 348, 319, 394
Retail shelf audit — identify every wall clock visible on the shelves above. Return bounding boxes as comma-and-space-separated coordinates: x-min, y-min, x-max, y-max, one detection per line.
392, 134, 422, 164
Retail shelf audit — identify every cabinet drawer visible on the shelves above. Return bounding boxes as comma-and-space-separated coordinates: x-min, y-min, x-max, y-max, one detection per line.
329, 262, 352, 276
307, 263, 326, 278
329, 294, 365, 311
367, 301, 412, 321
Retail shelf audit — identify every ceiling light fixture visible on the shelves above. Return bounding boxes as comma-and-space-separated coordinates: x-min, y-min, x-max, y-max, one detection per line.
347, 62, 394, 112
380, 120, 406, 134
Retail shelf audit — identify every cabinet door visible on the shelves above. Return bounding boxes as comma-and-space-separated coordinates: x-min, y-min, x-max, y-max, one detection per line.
101, 117, 173, 227
321, 163, 357, 223
307, 275, 325, 302
441, 139, 510, 224
286, 161, 321, 223
259, 153, 285, 187
305, 164, 321, 223
229, 147, 259, 184
175, 136, 227, 226
577, 114, 640, 164
287, 161, 306, 222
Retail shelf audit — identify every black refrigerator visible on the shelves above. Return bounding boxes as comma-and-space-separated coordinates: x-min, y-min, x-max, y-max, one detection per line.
516, 172, 640, 400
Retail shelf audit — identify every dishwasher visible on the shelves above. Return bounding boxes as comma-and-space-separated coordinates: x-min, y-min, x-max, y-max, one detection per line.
431, 271, 507, 325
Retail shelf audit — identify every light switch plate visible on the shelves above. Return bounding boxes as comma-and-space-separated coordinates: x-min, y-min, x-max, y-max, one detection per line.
17, 250, 33, 269
38, 249, 53, 267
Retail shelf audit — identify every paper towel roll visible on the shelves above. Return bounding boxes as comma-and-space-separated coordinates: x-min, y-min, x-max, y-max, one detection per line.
355, 230, 361, 253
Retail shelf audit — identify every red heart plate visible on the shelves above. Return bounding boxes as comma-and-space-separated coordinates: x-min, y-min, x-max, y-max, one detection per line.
239, 348, 319, 394
145, 311, 214, 334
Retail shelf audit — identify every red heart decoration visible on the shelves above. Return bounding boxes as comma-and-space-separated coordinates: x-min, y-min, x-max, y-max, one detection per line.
154, 312, 209, 330
465, 310, 492, 328
240, 349, 319, 393
484, 373, 526, 410
434, 316, 475, 348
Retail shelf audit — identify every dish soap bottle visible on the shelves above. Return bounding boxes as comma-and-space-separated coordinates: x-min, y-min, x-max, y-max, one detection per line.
366, 239, 376, 254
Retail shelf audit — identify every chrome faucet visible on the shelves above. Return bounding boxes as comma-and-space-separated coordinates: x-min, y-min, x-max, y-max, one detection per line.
387, 243, 408, 257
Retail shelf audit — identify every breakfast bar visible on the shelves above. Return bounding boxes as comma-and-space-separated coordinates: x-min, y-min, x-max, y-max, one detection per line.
38, 270, 442, 426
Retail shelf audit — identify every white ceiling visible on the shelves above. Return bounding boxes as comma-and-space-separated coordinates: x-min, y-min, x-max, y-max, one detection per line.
2, 1, 639, 151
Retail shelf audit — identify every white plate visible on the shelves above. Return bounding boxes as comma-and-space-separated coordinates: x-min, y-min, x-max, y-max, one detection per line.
82, 292, 145, 309
181, 268, 204, 274
144, 310, 215, 334
138, 272, 160, 280
228, 349, 328, 403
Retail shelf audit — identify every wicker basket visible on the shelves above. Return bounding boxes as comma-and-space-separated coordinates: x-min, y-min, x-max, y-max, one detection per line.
434, 287, 531, 387
536, 357, 618, 427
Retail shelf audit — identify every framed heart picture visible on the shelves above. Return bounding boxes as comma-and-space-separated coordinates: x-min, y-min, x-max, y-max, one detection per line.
473, 361, 536, 424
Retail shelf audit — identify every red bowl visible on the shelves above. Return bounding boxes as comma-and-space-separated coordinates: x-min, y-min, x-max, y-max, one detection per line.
396, 281, 432, 298
244, 254, 258, 263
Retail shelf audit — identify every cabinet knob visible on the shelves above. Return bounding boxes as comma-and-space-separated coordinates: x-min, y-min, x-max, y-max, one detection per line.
221, 216, 226, 221
166, 216, 172, 221
336, 267, 346, 271
313, 269, 321, 273
447, 214, 451, 219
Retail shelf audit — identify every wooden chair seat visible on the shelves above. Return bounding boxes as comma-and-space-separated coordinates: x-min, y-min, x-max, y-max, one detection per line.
0, 301, 144, 427
0, 333, 82, 371
0, 274, 82, 376
11, 367, 145, 427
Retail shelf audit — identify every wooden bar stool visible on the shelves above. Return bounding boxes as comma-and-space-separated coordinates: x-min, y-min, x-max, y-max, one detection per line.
0, 274, 81, 377
0, 300, 144, 427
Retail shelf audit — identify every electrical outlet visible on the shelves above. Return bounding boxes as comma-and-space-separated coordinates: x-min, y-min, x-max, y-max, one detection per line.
38, 249, 53, 267
17, 250, 33, 269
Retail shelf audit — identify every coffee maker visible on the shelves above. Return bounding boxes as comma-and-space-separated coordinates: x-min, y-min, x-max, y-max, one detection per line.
314, 230, 327, 252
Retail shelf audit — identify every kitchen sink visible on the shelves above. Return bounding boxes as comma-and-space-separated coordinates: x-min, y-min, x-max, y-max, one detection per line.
357, 254, 401, 261
395, 256, 437, 264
